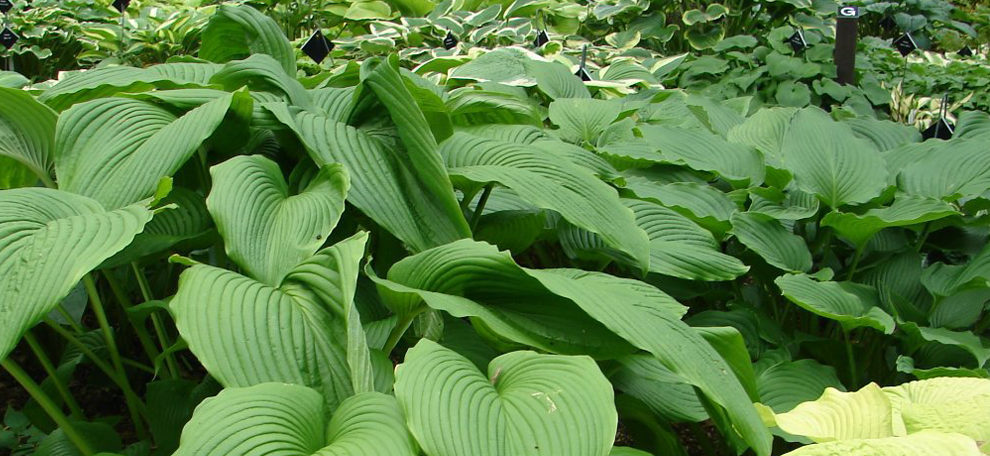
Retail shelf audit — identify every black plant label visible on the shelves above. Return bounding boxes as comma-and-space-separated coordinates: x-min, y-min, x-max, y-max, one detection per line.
534, 30, 549, 48
786, 30, 808, 52
958, 46, 973, 57
922, 118, 954, 140
0, 0, 13, 15
302, 29, 334, 64
112, 0, 131, 13
575, 66, 592, 81
443, 31, 458, 50
893, 33, 917, 56
0, 27, 17, 49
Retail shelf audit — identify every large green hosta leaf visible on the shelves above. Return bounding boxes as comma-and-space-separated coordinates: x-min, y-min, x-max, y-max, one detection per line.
730, 212, 812, 273
374, 240, 772, 455
38, 63, 221, 111
548, 99, 622, 144
757, 359, 845, 413
639, 125, 764, 187
821, 196, 958, 248
898, 139, 990, 201
441, 132, 650, 272
781, 108, 887, 208
200, 4, 296, 76
174, 383, 417, 456
0, 87, 57, 184
394, 339, 616, 456
775, 274, 895, 333
55, 93, 239, 209
0, 188, 152, 360
206, 155, 348, 287
624, 179, 737, 236
170, 233, 371, 409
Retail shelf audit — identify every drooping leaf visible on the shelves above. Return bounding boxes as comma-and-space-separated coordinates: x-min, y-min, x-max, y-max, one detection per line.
625, 179, 737, 236
883, 377, 990, 441
898, 139, 990, 201
639, 125, 764, 187
780, 432, 982, 456
174, 383, 417, 456
441, 132, 650, 273
730, 212, 812, 273
773, 383, 895, 442
525, 60, 591, 100
394, 339, 617, 456
775, 274, 895, 333
0, 188, 152, 361
55, 93, 238, 209
757, 359, 845, 413
38, 63, 221, 110
780, 108, 887, 208
821, 196, 958, 248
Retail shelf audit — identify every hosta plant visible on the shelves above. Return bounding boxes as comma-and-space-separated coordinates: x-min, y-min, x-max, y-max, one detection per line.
1, 4, 989, 456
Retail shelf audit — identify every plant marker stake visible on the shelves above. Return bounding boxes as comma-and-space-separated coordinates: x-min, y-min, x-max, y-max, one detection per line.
575, 44, 591, 81
893, 32, 918, 57
834, 5, 859, 85
0, 0, 13, 72
534, 29, 549, 48
958, 46, 973, 57
302, 28, 334, 64
113, 0, 130, 60
443, 30, 458, 50
786, 29, 808, 53
922, 93, 954, 140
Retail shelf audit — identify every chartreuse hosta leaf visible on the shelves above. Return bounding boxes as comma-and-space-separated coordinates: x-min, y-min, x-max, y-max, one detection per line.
55, 92, 241, 209
0, 188, 153, 360
638, 125, 765, 187
395, 339, 616, 456
440, 132, 650, 273
898, 139, 990, 201
200, 4, 296, 76
775, 273, 895, 333
773, 383, 896, 441
206, 155, 348, 287
821, 196, 958, 249
374, 240, 772, 456
883, 377, 990, 442
170, 233, 372, 410
780, 108, 887, 209
0, 87, 57, 184
781, 432, 982, 456
730, 212, 812, 273
174, 383, 417, 456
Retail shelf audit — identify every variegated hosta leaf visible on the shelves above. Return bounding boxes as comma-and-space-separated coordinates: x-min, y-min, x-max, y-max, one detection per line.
0, 188, 153, 360
0, 87, 57, 183
55, 93, 241, 209
782, 432, 982, 456
174, 383, 417, 456
170, 233, 373, 410
440, 132, 651, 273
207, 155, 348, 287
394, 339, 616, 456
883, 377, 990, 443
373, 240, 772, 456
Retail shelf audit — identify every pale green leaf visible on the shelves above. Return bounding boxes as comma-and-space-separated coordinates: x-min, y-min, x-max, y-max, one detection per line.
774, 384, 894, 442
781, 432, 982, 456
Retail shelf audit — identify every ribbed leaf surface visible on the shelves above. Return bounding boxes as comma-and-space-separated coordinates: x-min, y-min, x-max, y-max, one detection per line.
0, 87, 57, 182
0, 188, 152, 360
640, 125, 764, 187
207, 155, 348, 286
200, 4, 296, 75
782, 432, 981, 456
55, 94, 236, 209
774, 384, 894, 442
731, 212, 812, 272
394, 339, 616, 456
39, 63, 219, 110
776, 274, 895, 333
821, 196, 957, 248
898, 139, 990, 201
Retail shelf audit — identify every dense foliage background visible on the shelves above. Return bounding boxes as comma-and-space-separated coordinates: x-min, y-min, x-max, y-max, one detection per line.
1, 0, 990, 455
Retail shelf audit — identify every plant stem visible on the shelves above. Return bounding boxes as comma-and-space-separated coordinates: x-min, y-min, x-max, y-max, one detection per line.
470, 183, 495, 232
846, 244, 865, 281
131, 263, 180, 378
1, 358, 95, 456
914, 222, 931, 253
843, 329, 859, 388
23, 331, 86, 420
44, 318, 127, 389
54, 303, 85, 334
82, 274, 148, 440
103, 271, 162, 371
688, 421, 719, 456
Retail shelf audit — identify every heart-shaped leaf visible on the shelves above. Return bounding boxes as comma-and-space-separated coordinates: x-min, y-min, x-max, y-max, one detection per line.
394, 339, 617, 456
174, 383, 417, 456
207, 155, 348, 287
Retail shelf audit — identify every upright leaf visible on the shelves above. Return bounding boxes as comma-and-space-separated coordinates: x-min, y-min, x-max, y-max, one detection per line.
200, 4, 296, 75
0, 87, 57, 184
